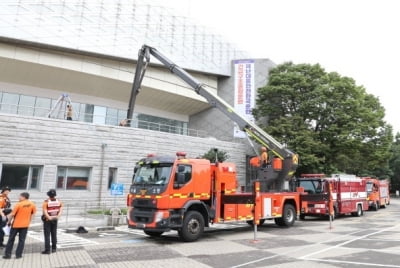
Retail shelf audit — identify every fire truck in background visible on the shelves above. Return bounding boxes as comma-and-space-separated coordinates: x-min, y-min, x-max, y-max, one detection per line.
125, 45, 301, 242
379, 179, 391, 206
297, 174, 368, 220
364, 177, 390, 211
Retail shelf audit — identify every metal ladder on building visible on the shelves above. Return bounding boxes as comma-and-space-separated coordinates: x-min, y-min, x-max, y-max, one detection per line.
47, 93, 72, 119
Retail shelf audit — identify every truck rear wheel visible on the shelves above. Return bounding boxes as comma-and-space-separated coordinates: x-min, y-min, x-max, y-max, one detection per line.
351, 204, 363, 217
179, 211, 204, 242
274, 204, 296, 227
143, 230, 164, 237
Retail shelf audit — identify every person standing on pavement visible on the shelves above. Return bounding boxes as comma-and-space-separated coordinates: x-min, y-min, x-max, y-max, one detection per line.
41, 189, 63, 254
3, 192, 36, 259
0, 186, 12, 247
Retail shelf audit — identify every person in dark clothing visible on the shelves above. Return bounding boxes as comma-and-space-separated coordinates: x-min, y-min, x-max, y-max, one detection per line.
0, 186, 12, 247
41, 189, 63, 254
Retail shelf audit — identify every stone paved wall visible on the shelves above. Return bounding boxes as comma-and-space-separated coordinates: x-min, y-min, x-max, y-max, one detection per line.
0, 114, 247, 208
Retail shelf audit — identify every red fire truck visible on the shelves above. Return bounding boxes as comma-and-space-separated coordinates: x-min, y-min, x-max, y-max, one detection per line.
379, 179, 391, 207
298, 174, 368, 220
365, 177, 390, 210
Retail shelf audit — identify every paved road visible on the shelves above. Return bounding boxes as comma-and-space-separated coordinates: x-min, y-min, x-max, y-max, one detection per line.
1, 198, 400, 267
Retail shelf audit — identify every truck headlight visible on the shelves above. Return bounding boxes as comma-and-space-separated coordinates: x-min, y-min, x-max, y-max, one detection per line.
155, 211, 169, 222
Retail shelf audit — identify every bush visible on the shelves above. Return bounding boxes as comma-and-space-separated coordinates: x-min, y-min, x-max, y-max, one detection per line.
201, 148, 229, 162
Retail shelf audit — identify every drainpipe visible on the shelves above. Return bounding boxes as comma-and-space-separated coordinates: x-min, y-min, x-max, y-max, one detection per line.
98, 143, 107, 207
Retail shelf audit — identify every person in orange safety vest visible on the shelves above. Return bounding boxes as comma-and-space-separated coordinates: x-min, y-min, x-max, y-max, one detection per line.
41, 189, 63, 254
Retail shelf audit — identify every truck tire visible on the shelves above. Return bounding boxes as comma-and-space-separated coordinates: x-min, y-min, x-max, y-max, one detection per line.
179, 211, 204, 242
351, 204, 363, 217
274, 204, 296, 227
143, 230, 164, 237
299, 214, 305, 220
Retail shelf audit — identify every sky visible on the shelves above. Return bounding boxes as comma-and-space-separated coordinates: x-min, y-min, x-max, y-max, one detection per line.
159, 0, 399, 134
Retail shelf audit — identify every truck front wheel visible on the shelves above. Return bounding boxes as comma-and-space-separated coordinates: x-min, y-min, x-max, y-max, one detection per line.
179, 211, 205, 242
274, 204, 296, 227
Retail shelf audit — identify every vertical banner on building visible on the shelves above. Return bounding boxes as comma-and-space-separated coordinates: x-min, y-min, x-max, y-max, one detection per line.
234, 59, 255, 138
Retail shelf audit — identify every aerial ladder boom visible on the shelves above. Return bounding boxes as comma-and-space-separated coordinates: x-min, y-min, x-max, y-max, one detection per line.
128, 45, 298, 186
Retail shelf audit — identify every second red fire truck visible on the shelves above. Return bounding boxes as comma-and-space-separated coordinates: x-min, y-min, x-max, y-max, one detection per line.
298, 174, 369, 220
364, 177, 390, 211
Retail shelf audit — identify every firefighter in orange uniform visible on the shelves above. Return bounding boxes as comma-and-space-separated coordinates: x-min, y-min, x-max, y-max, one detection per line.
260, 147, 269, 168
3, 192, 36, 259
41, 189, 63, 254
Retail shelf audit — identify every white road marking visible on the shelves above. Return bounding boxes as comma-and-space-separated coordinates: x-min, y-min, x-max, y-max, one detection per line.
28, 229, 99, 248
231, 225, 400, 268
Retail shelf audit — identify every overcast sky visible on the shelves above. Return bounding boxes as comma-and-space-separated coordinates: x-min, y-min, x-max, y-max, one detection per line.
159, 0, 399, 134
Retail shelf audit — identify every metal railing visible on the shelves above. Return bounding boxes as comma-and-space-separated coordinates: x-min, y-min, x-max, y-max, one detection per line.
29, 197, 129, 228
0, 102, 208, 138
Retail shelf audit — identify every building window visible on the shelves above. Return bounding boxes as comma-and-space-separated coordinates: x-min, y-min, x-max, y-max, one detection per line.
0, 92, 19, 114
108, 168, 117, 189
18, 95, 35, 116
57, 167, 91, 190
34, 97, 51, 117
106, 108, 118, 126
93, 105, 107, 125
83, 104, 94, 123
0, 164, 42, 189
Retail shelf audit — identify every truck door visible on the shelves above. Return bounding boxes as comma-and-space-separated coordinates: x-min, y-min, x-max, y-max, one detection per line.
170, 164, 195, 206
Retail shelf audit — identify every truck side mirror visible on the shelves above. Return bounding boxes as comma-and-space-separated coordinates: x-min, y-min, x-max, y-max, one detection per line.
178, 165, 185, 173
174, 173, 186, 189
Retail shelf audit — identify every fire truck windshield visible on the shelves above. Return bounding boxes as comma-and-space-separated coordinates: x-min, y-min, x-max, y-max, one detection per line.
299, 179, 325, 194
133, 164, 172, 185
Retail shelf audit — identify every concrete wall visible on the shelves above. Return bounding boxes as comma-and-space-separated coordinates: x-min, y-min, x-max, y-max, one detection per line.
0, 113, 247, 208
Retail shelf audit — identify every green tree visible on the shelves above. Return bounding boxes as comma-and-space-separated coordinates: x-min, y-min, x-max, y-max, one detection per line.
253, 62, 393, 176
389, 133, 400, 192
201, 148, 229, 163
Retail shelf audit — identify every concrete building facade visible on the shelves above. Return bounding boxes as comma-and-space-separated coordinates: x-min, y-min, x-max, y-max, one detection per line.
0, 0, 274, 207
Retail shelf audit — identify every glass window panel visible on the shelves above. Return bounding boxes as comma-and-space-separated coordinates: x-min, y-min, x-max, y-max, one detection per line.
34, 97, 51, 117
66, 167, 90, 190
0, 92, 19, 114
57, 167, 67, 189
0, 165, 29, 189
77, 103, 87, 122
93, 105, 106, 124
108, 168, 117, 189
84, 104, 94, 123
18, 95, 35, 116
106, 108, 118, 126
72, 102, 81, 120
30, 166, 40, 189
